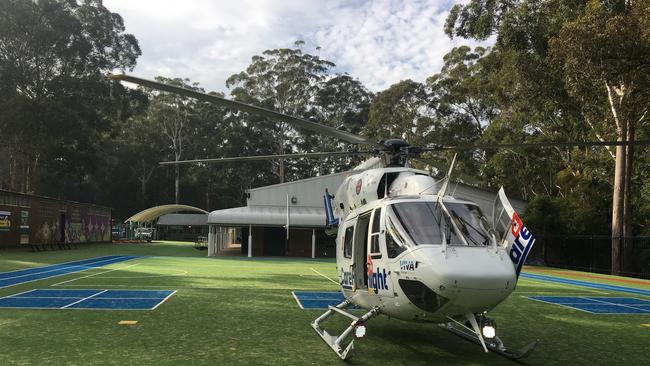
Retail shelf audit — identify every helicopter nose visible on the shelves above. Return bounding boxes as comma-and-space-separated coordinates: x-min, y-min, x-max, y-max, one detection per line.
429, 247, 517, 312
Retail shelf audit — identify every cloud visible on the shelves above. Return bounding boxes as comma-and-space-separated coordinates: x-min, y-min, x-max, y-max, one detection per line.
104, 0, 490, 93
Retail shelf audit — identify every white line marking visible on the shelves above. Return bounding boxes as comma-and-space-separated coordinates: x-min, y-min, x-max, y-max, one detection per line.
97, 270, 188, 279
60, 290, 107, 309
51, 263, 141, 286
0, 319, 18, 326
0, 256, 136, 289
0, 255, 121, 276
520, 278, 607, 294
310, 268, 338, 285
586, 297, 650, 312
0, 256, 128, 280
151, 290, 177, 310
0, 289, 39, 300
524, 296, 599, 314
291, 291, 305, 309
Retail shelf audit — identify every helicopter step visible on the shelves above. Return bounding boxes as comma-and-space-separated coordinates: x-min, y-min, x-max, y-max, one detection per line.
311, 298, 381, 360
438, 314, 538, 360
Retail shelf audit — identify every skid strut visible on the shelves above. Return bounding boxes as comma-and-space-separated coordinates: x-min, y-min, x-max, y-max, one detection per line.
438, 315, 538, 360
311, 299, 381, 360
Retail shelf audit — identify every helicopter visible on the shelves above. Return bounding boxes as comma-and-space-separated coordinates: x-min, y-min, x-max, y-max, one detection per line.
108, 73, 650, 361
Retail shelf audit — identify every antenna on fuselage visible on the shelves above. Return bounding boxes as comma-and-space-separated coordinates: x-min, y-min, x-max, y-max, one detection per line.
437, 153, 458, 197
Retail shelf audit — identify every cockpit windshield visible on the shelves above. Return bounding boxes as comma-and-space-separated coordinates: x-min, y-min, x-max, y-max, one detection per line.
386, 201, 493, 246
445, 203, 492, 246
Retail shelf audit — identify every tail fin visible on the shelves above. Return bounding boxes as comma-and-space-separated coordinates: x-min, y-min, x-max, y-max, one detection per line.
494, 187, 535, 277
324, 189, 339, 227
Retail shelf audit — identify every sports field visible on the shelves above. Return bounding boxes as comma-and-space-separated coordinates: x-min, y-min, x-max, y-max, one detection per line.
0, 242, 648, 365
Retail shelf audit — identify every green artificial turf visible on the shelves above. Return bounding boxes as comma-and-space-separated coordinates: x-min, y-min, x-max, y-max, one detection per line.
0, 241, 648, 365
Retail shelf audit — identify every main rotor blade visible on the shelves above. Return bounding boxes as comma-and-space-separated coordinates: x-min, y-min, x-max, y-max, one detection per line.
108, 73, 380, 147
159, 151, 372, 166
427, 139, 650, 151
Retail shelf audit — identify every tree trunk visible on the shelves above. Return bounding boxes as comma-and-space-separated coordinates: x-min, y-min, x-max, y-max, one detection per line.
277, 138, 285, 183
174, 164, 180, 204
611, 139, 625, 276
9, 156, 17, 191
140, 176, 147, 207
622, 123, 634, 274
606, 81, 626, 276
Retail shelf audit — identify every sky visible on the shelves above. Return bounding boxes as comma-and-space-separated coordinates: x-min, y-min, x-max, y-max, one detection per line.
103, 0, 489, 94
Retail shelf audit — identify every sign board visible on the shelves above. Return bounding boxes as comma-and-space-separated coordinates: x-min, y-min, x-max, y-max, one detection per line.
0, 211, 10, 232
21, 210, 29, 230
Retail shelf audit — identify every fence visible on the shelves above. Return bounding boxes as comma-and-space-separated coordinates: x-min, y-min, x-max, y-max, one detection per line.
530, 235, 650, 279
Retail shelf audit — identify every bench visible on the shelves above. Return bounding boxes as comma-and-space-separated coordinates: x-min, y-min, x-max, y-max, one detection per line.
28, 241, 78, 252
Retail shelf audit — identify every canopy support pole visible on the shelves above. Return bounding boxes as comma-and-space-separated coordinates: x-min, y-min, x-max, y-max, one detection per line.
248, 224, 252, 258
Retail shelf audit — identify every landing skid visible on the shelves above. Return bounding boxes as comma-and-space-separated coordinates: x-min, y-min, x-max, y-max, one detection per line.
311, 299, 381, 360
439, 318, 538, 360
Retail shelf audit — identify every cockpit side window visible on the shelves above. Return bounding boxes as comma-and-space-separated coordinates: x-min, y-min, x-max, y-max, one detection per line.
386, 215, 407, 258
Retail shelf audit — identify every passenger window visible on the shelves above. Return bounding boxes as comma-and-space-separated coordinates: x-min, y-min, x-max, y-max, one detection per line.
343, 226, 354, 258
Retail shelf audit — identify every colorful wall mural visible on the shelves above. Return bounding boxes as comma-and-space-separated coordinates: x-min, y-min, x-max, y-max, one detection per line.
0, 190, 111, 248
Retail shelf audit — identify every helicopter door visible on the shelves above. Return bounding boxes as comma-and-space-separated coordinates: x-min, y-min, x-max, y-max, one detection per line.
352, 212, 371, 290
493, 187, 536, 277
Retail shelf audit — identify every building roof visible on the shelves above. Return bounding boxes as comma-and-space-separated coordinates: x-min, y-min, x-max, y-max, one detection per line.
208, 205, 325, 227
157, 213, 208, 226
0, 189, 112, 211
125, 204, 208, 223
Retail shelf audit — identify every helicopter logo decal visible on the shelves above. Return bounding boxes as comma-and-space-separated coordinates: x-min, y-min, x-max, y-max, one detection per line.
340, 268, 354, 290
367, 255, 389, 294
400, 260, 417, 271
508, 212, 535, 277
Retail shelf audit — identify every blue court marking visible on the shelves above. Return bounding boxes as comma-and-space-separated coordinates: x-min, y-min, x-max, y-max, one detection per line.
527, 296, 650, 314
0, 289, 175, 310
0, 256, 140, 289
292, 291, 352, 309
520, 272, 650, 297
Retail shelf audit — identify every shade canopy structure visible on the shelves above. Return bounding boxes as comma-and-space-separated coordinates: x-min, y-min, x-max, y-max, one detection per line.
125, 205, 208, 224
157, 213, 208, 226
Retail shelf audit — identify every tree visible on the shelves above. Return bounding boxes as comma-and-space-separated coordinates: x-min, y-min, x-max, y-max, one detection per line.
550, 0, 650, 273
0, 0, 140, 196
226, 45, 335, 182
312, 74, 373, 174
139, 77, 205, 204
364, 79, 431, 146
426, 46, 500, 182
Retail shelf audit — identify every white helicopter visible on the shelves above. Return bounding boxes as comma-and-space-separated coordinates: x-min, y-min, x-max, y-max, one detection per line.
108, 73, 638, 361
